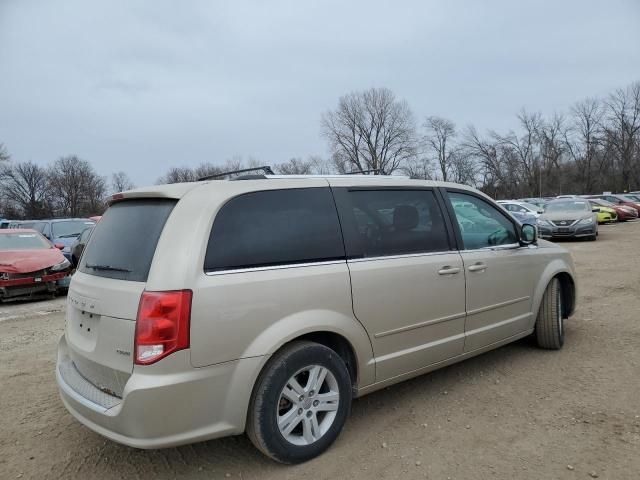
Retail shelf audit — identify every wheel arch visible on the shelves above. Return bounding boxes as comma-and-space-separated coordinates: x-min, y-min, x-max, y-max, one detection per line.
555, 271, 576, 318
240, 310, 375, 391
531, 261, 577, 328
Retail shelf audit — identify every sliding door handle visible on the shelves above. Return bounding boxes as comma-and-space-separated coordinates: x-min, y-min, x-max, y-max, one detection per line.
468, 262, 488, 272
438, 266, 461, 275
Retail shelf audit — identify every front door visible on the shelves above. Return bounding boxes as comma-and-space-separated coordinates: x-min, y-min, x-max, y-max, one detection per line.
445, 190, 537, 352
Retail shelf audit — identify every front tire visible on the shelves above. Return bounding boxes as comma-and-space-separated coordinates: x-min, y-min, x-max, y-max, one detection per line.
535, 278, 565, 349
246, 341, 352, 464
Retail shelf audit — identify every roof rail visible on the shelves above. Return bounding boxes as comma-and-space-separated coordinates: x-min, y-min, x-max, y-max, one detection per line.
198, 165, 275, 181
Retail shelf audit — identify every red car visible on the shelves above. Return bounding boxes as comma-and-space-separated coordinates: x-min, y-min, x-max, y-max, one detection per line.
587, 197, 639, 221
0, 229, 71, 302
586, 195, 640, 217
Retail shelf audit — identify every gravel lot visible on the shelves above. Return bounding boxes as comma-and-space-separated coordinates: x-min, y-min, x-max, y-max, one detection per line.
1, 223, 639, 480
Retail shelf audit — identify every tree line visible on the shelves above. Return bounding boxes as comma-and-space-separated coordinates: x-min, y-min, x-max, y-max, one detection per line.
0, 152, 135, 219
3, 80, 638, 219
156, 81, 640, 199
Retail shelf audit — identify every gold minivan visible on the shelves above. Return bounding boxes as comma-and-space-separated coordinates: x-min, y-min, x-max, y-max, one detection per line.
56, 173, 576, 463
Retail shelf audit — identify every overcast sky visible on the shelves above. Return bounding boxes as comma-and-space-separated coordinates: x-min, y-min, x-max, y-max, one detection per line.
1, 0, 639, 186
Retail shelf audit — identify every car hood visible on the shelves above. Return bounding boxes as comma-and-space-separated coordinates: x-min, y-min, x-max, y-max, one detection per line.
596, 207, 616, 214
0, 249, 66, 273
540, 211, 592, 221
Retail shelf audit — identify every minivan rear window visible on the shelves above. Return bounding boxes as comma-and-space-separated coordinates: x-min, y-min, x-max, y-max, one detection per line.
204, 188, 345, 272
79, 199, 176, 282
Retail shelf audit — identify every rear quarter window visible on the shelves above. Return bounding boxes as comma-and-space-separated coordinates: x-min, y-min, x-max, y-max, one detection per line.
204, 188, 345, 272
79, 199, 176, 282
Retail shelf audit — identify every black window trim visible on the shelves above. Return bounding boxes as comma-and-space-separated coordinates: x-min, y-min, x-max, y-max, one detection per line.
332, 186, 457, 260
440, 187, 526, 251
203, 187, 347, 274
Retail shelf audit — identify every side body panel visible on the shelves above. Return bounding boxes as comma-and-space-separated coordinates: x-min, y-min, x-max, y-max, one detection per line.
459, 246, 540, 351
347, 253, 466, 380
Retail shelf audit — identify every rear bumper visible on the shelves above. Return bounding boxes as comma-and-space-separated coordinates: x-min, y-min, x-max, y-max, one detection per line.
56, 334, 265, 448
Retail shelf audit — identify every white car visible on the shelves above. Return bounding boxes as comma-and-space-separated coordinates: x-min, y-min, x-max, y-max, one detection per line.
497, 200, 544, 218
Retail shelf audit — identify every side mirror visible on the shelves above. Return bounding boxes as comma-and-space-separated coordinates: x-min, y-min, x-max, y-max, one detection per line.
520, 223, 537, 246
54, 243, 65, 250
592, 207, 600, 212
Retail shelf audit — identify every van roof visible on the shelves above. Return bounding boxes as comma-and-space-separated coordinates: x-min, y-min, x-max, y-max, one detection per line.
110, 175, 477, 203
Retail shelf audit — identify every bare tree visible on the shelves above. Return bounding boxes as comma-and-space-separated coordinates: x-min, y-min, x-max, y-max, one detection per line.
423, 116, 459, 182
111, 171, 135, 193
605, 82, 640, 190
0, 143, 9, 163
537, 113, 566, 194
490, 110, 544, 196
308, 155, 335, 175
564, 98, 605, 193
321, 87, 418, 174
401, 152, 433, 180
1, 161, 51, 218
194, 163, 224, 180
275, 157, 314, 175
156, 166, 198, 184
49, 156, 107, 217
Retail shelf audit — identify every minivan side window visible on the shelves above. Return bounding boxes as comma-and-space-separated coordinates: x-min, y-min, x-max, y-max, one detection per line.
204, 188, 345, 272
448, 192, 518, 249
335, 189, 450, 258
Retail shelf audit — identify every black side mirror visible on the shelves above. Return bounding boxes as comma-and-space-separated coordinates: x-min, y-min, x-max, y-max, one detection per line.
592, 207, 600, 212
520, 223, 537, 246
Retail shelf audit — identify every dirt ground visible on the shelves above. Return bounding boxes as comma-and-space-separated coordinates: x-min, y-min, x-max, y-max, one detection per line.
1, 223, 639, 480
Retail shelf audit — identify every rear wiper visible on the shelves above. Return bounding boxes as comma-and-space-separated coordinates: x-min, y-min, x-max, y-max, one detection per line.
85, 264, 132, 272
58, 233, 80, 238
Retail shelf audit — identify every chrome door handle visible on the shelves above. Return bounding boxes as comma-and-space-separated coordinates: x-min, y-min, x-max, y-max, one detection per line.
438, 266, 461, 275
468, 263, 487, 272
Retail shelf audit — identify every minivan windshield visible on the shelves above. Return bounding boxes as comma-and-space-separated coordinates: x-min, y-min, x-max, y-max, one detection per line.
52, 220, 95, 238
79, 199, 176, 282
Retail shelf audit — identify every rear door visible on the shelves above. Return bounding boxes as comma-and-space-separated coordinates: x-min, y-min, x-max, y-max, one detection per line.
333, 187, 466, 381
65, 199, 176, 397
443, 189, 539, 352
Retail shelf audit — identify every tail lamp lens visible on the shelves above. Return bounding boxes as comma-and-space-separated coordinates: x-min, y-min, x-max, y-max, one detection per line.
135, 290, 192, 365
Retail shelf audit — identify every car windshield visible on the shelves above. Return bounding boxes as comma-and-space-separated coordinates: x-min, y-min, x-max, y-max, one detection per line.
545, 200, 589, 212
591, 199, 614, 207
622, 194, 640, 202
0, 232, 51, 251
52, 220, 95, 238
519, 202, 540, 211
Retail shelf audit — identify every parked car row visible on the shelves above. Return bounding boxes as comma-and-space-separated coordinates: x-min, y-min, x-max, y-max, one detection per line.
497, 192, 640, 242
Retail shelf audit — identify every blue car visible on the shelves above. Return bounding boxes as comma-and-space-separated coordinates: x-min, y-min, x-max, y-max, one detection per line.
20, 218, 96, 259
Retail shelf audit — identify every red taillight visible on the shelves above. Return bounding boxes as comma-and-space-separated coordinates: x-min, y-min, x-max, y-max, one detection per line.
135, 290, 192, 365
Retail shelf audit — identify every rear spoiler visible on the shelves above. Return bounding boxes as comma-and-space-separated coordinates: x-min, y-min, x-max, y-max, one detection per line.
108, 183, 201, 205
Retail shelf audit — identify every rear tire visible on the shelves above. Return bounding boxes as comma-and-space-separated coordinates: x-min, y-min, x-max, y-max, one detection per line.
246, 341, 352, 464
535, 278, 564, 349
